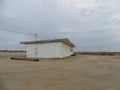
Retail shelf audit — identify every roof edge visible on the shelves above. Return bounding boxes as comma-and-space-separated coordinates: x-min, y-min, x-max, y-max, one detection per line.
20, 38, 75, 47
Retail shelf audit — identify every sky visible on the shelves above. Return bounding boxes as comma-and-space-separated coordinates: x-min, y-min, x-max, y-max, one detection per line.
0, 0, 120, 51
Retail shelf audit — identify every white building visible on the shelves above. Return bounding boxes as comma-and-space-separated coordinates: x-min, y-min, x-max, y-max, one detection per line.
20, 38, 75, 58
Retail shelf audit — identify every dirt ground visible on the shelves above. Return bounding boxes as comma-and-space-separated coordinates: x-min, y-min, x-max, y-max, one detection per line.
0, 52, 120, 90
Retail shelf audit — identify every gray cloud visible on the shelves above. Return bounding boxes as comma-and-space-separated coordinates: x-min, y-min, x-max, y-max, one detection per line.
0, 0, 120, 51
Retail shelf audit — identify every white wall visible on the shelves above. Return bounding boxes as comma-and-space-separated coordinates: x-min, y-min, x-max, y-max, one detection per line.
37, 42, 61, 58
26, 42, 61, 58
26, 44, 36, 58
26, 42, 73, 58
60, 42, 73, 58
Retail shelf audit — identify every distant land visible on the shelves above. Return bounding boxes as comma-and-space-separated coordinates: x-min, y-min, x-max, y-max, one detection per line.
0, 50, 26, 52
0, 50, 120, 56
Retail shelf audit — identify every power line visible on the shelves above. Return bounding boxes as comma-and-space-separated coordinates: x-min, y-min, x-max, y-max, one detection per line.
0, 28, 34, 35
0, 28, 57, 38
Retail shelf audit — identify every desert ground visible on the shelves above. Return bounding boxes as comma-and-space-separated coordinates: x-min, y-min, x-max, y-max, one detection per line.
0, 51, 120, 90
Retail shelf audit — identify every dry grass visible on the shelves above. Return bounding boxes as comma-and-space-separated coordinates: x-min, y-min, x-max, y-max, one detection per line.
0, 51, 120, 90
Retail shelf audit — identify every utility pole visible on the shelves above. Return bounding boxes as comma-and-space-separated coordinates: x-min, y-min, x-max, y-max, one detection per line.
35, 33, 38, 41
35, 33, 38, 58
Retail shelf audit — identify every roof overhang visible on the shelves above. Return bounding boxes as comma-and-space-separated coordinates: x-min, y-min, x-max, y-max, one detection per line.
20, 38, 75, 47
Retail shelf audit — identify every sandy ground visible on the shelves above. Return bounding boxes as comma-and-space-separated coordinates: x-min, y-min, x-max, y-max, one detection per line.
0, 52, 120, 90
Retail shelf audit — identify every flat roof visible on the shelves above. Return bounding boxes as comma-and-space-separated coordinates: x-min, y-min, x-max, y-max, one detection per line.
20, 38, 75, 47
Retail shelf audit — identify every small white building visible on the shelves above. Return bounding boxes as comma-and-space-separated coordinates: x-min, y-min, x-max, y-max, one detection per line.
20, 38, 75, 58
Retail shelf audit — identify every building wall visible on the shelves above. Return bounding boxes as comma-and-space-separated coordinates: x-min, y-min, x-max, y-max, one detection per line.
26, 42, 73, 58
26, 42, 61, 58
60, 42, 73, 58
26, 44, 36, 58
37, 42, 61, 58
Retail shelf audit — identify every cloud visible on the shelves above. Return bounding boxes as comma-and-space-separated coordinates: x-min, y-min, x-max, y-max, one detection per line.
0, 0, 120, 51
1, 10, 14, 19
49, 0, 98, 17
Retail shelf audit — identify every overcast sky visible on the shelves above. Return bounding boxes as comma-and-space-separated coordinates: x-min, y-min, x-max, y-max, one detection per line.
0, 0, 120, 51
